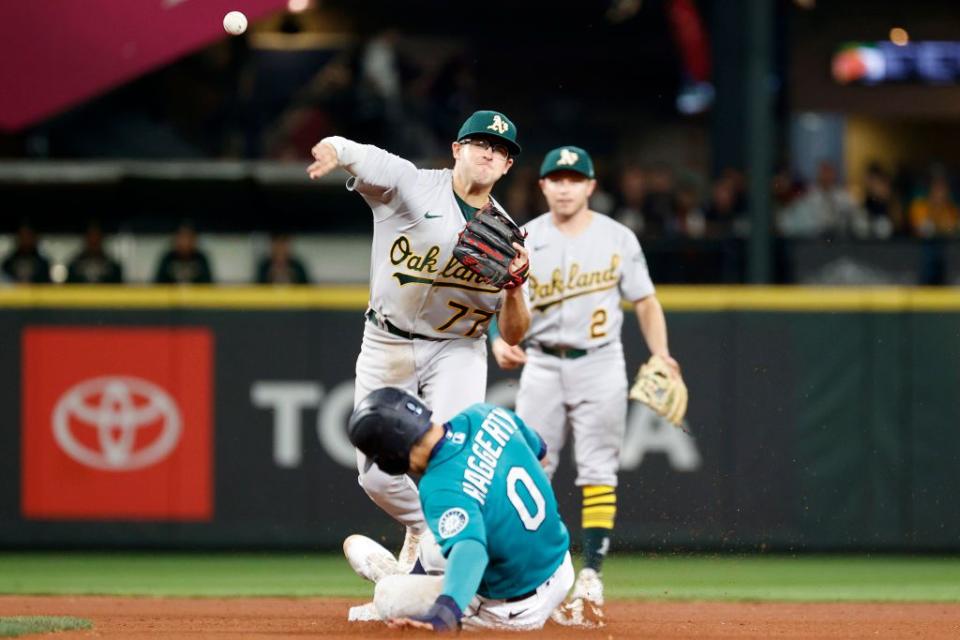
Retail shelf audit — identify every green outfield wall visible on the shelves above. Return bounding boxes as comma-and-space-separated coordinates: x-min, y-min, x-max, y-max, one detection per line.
0, 286, 957, 551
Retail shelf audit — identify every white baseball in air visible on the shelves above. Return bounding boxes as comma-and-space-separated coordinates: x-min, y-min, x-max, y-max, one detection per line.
223, 11, 248, 35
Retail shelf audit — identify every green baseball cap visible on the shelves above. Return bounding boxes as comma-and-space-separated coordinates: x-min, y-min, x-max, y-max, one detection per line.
539, 146, 595, 179
456, 110, 521, 156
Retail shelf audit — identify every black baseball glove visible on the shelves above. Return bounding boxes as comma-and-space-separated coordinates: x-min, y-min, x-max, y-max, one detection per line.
452, 204, 528, 289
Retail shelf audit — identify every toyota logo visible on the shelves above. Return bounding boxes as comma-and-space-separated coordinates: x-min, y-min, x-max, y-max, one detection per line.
52, 376, 182, 471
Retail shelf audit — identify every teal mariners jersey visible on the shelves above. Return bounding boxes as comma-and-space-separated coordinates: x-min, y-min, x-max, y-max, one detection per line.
418, 403, 570, 600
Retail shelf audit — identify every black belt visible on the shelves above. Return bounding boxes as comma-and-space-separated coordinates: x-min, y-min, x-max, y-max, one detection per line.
365, 309, 443, 341
534, 342, 609, 360
504, 587, 538, 603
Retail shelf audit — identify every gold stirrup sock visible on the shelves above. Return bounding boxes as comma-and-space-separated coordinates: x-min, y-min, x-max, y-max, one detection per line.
582, 485, 616, 572
582, 485, 616, 529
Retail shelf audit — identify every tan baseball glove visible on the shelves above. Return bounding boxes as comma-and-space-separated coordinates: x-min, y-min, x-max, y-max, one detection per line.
629, 355, 688, 427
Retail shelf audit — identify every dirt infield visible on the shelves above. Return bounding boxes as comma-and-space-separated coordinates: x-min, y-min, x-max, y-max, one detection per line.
1, 596, 959, 639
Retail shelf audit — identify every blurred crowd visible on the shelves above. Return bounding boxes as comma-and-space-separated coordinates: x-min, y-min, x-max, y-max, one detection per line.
0, 221, 310, 286
262, 28, 479, 162
5, 152, 960, 285
5, 19, 960, 286
4, 155, 958, 286
13, 18, 959, 248
500, 158, 960, 242
11, 22, 481, 161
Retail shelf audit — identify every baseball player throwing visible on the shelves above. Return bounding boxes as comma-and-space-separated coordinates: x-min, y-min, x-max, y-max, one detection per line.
492, 146, 684, 625
307, 111, 531, 575
343, 387, 574, 631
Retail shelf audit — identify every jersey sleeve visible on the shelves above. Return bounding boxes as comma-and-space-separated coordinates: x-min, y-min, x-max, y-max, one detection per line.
440, 539, 489, 612
619, 230, 656, 301
422, 488, 487, 557
322, 136, 419, 212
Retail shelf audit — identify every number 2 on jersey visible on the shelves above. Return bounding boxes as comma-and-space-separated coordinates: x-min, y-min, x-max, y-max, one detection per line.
436, 300, 494, 336
590, 308, 608, 338
506, 467, 545, 531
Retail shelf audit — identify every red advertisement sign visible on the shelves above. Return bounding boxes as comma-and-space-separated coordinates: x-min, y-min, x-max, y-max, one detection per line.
22, 327, 214, 521
0, 0, 288, 131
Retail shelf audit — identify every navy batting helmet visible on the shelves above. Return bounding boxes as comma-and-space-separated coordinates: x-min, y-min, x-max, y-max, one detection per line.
348, 387, 433, 475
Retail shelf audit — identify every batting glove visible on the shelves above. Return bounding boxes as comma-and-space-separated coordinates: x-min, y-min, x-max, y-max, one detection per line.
412, 594, 462, 632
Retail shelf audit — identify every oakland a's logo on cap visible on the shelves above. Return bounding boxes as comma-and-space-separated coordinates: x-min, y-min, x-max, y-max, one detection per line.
487, 115, 509, 134
556, 149, 579, 166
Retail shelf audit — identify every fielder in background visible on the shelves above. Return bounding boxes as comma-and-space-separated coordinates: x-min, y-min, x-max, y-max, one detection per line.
492, 146, 687, 626
306, 111, 531, 575
344, 387, 573, 632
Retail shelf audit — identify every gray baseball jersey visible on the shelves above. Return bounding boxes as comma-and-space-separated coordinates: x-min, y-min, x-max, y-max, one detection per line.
515, 211, 654, 486
324, 135, 523, 536
325, 136, 513, 340
522, 212, 654, 349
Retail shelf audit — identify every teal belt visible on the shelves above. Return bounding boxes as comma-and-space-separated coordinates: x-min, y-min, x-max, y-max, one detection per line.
365, 309, 444, 341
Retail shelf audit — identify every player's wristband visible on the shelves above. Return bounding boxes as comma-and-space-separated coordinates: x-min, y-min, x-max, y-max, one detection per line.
413, 594, 462, 632
487, 316, 501, 340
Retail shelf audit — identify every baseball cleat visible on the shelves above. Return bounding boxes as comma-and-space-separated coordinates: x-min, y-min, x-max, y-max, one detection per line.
571, 568, 604, 604
551, 596, 605, 628
397, 527, 422, 574
343, 534, 401, 584
551, 568, 606, 628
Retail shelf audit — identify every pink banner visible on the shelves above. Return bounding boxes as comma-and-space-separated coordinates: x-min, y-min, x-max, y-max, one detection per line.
0, 0, 288, 132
